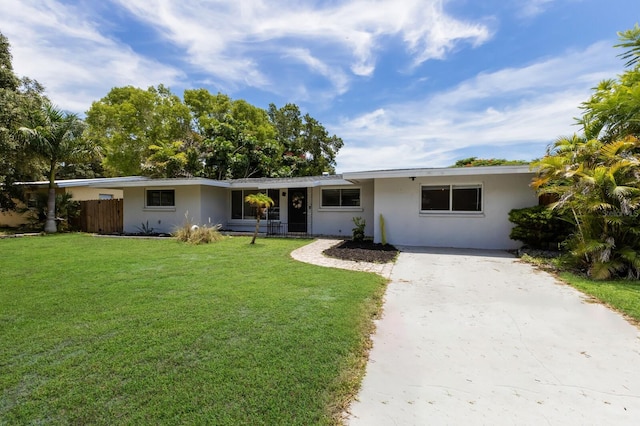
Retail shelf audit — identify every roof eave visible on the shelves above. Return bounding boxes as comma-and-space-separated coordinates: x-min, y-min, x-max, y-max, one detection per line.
343, 165, 534, 180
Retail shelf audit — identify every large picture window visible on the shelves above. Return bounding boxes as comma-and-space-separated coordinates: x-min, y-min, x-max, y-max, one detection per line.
146, 189, 175, 207
321, 188, 360, 207
231, 189, 279, 220
421, 184, 482, 212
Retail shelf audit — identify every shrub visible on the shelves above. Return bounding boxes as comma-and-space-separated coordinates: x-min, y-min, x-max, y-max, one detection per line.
174, 213, 223, 245
22, 192, 81, 232
136, 220, 155, 235
508, 205, 574, 249
352, 217, 365, 242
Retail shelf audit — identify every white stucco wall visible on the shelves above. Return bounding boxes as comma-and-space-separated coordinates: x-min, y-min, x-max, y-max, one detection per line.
200, 186, 228, 228
373, 173, 537, 249
124, 186, 206, 234
310, 181, 374, 238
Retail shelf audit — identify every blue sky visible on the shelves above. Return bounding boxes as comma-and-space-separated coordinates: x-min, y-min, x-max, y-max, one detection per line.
0, 0, 637, 172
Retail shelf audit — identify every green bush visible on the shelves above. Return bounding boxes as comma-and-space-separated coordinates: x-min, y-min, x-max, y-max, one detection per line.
508, 205, 574, 249
352, 217, 365, 242
22, 192, 81, 232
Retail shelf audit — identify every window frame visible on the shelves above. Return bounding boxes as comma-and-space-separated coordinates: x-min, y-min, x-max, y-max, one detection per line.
320, 187, 362, 209
420, 183, 483, 214
145, 189, 175, 209
231, 189, 280, 221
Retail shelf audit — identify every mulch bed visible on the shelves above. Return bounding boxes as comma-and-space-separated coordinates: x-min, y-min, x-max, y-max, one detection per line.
323, 240, 399, 263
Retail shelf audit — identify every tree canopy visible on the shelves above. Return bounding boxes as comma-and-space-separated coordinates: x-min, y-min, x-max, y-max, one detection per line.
85, 85, 193, 177
86, 87, 343, 179
451, 157, 528, 167
532, 26, 640, 280
0, 31, 48, 211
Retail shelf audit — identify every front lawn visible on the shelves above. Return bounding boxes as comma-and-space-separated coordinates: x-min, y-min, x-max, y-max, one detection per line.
559, 272, 640, 324
0, 234, 386, 425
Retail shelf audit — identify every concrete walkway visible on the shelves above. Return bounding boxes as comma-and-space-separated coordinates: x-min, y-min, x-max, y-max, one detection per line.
347, 247, 640, 425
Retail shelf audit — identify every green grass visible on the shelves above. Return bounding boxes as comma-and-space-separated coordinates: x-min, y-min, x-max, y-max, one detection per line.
560, 272, 640, 324
0, 234, 387, 425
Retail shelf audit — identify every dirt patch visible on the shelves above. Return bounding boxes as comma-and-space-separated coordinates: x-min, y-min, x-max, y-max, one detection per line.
323, 240, 399, 263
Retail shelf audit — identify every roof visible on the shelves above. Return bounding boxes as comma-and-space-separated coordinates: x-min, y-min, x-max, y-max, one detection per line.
85, 175, 351, 189
19, 176, 230, 189
229, 174, 351, 189
342, 165, 534, 180
19, 166, 533, 189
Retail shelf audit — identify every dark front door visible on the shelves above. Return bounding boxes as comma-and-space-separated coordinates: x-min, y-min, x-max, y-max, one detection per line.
288, 188, 307, 233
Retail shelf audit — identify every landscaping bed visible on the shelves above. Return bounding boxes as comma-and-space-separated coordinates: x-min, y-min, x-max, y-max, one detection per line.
323, 240, 399, 263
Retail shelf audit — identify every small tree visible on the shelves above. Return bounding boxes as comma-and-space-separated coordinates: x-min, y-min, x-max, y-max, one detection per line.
19, 102, 98, 233
245, 192, 274, 244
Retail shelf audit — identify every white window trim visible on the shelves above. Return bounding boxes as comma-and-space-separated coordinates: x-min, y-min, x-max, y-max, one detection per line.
419, 183, 483, 214
144, 188, 176, 211
319, 186, 362, 210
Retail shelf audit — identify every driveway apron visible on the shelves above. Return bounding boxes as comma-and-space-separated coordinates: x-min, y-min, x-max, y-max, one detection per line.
347, 247, 640, 425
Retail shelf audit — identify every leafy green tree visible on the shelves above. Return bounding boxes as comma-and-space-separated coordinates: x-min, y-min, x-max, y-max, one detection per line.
244, 192, 274, 244
184, 89, 282, 179
268, 103, 344, 176
86, 85, 192, 176
0, 32, 47, 210
452, 157, 529, 167
19, 102, 98, 233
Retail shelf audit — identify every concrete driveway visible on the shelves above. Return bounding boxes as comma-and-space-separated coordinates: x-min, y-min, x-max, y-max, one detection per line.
347, 247, 640, 425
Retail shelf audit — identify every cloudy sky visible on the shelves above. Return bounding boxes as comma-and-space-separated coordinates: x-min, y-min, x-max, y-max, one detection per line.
0, 0, 637, 172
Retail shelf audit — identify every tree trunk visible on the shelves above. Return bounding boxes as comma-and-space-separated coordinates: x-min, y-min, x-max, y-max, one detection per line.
44, 163, 57, 233
44, 188, 57, 233
251, 215, 260, 244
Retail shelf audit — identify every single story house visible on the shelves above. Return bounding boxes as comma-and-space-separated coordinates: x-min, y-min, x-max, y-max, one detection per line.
78, 164, 537, 249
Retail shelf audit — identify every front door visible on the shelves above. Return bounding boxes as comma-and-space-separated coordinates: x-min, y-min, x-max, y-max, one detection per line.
288, 188, 307, 233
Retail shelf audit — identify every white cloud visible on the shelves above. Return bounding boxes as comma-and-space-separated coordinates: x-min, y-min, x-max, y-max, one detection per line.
333, 42, 620, 172
283, 48, 350, 98
519, 0, 557, 17
111, 0, 492, 99
0, 0, 185, 113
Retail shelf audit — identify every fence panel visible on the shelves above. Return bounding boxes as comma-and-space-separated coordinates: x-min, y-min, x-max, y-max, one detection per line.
78, 199, 123, 234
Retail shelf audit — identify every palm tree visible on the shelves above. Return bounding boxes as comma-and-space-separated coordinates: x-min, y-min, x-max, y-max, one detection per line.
615, 24, 640, 68
20, 102, 98, 233
532, 135, 640, 279
244, 192, 274, 244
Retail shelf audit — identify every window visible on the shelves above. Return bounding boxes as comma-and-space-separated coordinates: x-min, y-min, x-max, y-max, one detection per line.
421, 184, 482, 212
321, 188, 360, 207
421, 185, 450, 211
146, 189, 175, 207
231, 189, 280, 220
99, 194, 113, 200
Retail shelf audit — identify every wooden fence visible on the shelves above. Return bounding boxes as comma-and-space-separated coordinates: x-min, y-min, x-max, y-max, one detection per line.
76, 199, 123, 234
